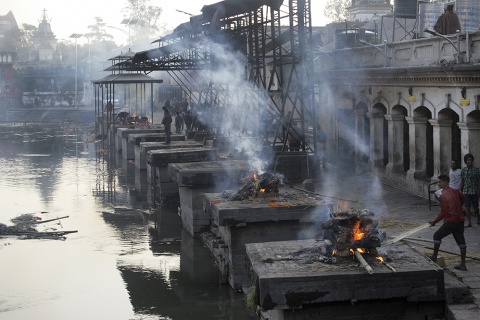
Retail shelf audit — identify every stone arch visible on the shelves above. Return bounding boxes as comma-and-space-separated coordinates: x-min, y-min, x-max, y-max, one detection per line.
412, 106, 434, 178
461, 110, 480, 164
386, 105, 409, 172
369, 103, 388, 167
354, 102, 370, 163
431, 108, 461, 176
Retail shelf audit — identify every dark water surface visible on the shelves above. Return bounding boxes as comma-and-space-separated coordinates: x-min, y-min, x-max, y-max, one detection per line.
0, 124, 253, 320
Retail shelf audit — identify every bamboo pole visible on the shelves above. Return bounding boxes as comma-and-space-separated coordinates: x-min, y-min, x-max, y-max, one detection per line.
383, 223, 431, 246
354, 250, 373, 274
33, 216, 69, 224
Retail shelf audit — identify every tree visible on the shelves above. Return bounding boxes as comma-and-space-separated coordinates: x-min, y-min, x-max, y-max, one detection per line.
86, 17, 113, 43
324, 0, 352, 22
122, 0, 164, 44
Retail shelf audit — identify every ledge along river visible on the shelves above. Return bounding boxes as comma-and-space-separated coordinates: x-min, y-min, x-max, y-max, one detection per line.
0, 124, 253, 320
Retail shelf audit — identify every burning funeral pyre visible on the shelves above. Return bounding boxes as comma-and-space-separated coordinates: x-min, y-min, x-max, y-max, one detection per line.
320, 208, 387, 271
221, 171, 283, 201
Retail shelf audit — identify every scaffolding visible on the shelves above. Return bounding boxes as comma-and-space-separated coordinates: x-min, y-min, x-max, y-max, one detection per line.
112, 0, 317, 155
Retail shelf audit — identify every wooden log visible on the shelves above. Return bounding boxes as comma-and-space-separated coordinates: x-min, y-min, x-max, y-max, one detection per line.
383, 223, 431, 246
33, 216, 69, 224
382, 261, 396, 272
354, 250, 373, 274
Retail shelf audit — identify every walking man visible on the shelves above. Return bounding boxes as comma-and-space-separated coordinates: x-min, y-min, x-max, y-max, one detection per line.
429, 174, 467, 271
460, 153, 480, 227
161, 106, 172, 144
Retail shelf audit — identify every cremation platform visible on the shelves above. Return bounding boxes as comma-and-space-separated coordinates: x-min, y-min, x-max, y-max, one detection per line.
136, 141, 203, 170
168, 160, 251, 235
147, 148, 217, 201
245, 239, 445, 319
115, 128, 164, 153
124, 133, 185, 160
202, 190, 332, 290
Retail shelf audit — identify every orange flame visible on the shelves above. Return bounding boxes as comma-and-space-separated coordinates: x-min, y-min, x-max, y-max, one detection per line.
253, 172, 258, 181
332, 249, 337, 256
376, 256, 384, 263
356, 248, 365, 253
352, 220, 365, 241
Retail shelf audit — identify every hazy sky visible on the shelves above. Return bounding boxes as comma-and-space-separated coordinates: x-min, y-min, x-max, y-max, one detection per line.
3, 0, 330, 45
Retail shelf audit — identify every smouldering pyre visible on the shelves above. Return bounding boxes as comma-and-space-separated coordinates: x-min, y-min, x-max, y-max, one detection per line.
221, 171, 284, 200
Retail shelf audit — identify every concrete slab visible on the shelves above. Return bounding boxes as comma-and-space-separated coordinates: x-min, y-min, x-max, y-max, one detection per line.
123, 133, 184, 160
136, 141, 203, 170
246, 240, 444, 310
168, 160, 251, 187
203, 192, 331, 226
167, 160, 252, 235
202, 191, 332, 289
146, 148, 218, 201
115, 128, 164, 154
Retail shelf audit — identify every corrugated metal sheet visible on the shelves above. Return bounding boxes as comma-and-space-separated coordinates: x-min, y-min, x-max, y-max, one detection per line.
92, 73, 163, 84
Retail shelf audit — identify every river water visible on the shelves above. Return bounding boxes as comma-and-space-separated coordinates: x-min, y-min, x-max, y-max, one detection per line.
0, 124, 253, 320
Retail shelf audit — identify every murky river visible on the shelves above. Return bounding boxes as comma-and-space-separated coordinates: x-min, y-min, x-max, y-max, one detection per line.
0, 124, 253, 320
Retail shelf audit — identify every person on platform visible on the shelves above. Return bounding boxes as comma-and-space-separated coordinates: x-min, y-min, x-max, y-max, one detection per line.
161, 106, 172, 144
434, 4, 461, 35
429, 174, 467, 271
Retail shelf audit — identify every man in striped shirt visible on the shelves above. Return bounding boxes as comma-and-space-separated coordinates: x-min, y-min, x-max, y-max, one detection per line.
460, 154, 480, 227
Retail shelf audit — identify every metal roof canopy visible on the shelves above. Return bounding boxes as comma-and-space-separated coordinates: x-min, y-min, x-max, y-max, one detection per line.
92, 73, 163, 85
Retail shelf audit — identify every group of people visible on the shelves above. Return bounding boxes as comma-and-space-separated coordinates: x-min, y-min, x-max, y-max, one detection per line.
161, 98, 210, 144
429, 154, 480, 271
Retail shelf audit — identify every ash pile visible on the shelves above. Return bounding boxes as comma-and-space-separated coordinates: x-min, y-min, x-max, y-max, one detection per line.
319, 209, 386, 263
221, 171, 284, 201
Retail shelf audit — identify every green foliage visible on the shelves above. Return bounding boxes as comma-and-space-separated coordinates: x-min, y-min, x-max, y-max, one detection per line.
86, 17, 113, 43
324, 0, 352, 22
245, 285, 257, 311
122, 0, 164, 43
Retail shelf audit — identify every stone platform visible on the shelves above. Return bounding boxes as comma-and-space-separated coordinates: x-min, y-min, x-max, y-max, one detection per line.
202, 190, 332, 290
147, 148, 218, 201
115, 128, 164, 153
136, 141, 203, 170
245, 239, 445, 319
124, 133, 185, 160
168, 160, 252, 235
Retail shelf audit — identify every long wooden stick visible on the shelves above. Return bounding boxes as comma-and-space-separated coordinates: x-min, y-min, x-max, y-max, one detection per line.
383, 223, 431, 246
354, 250, 373, 274
401, 239, 480, 261
383, 262, 396, 272
289, 185, 357, 202
33, 216, 69, 224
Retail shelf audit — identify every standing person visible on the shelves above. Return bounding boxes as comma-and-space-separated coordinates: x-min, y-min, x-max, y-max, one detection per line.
429, 174, 467, 271
184, 110, 193, 135
161, 106, 172, 144
434, 4, 461, 35
449, 159, 462, 190
460, 153, 480, 227
175, 112, 183, 134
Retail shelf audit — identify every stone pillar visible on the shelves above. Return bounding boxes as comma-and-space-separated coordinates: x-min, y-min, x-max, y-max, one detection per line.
458, 122, 480, 163
385, 114, 405, 173
367, 112, 385, 167
406, 116, 428, 179
429, 120, 452, 177
354, 108, 367, 162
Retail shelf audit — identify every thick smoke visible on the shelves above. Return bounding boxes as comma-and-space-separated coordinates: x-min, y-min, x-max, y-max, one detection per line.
200, 40, 273, 174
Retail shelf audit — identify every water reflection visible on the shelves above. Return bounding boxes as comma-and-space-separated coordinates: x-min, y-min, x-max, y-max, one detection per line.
0, 124, 253, 320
